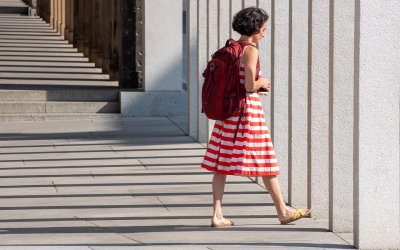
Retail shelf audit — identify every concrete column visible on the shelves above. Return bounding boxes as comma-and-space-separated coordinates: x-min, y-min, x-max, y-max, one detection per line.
257, 0, 272, 138
308, 0, 330, 219
75, 0, 84, 51
206, 0, 218, 139
53, 0, 58, 31
120, 0, 143, 88
93, 0, 102, 68
88, 0, 96, 63
68, 0, 74, 44
187, 0, 198, 140
230, 0, 241, 40
288, 0, 308, 207
197, 0, 208, 144
243, 0, 256, 8
109, 0, 120, 80
354, 1, 400, 249
57, 0, 63, 35
101, 0, 111, 74
50, 0, 54, 28
82, 0, 90, 57
64, 0, 69, 40
218, 0, 229, 48
271, 0, 289, 195
120, 0, 185, 117
329, 0, 354, 233
59, 0, 65, 37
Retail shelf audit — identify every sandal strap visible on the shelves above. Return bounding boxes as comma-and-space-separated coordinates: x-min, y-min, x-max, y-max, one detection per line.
293, 209, 306, 219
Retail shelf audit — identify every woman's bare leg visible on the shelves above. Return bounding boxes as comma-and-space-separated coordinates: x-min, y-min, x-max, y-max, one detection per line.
262, 175, 310, 222
212, 172, 227, 224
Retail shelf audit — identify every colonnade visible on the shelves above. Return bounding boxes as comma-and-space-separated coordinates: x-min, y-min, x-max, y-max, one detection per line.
187, 0, 399, 249
23, 0, 143, 89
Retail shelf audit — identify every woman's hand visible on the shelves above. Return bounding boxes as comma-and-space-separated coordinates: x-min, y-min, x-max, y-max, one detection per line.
258, 76, 271, 96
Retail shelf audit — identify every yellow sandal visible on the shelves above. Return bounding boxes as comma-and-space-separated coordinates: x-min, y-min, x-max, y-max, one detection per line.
280, 209, 312, 225
211, 218, 234, 227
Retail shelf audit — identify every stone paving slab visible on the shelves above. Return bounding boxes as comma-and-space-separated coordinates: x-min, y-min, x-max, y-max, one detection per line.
0, 117, 354, 249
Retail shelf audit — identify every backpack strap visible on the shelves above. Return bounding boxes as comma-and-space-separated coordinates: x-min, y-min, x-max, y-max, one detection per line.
232, 42, 261, 143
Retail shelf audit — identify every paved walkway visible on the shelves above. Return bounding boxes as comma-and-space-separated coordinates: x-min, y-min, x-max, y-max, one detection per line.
0, 117, 354, 249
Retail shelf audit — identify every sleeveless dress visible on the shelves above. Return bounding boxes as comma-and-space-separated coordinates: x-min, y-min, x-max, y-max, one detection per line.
201, 46, 279, 176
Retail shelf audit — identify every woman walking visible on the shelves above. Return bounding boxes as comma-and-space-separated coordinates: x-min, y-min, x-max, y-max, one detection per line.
201, 7, 311, 227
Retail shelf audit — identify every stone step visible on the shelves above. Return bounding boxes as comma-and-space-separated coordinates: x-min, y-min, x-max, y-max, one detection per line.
0, 101, 120, 114
0, 34, 64, 40
0, 79, 118, 90
0, 38, 67, 43
0, 89, 119, 101
0, 66, 101, 73
0, 47, 78, 52
0, 31, 59, 36
0, 23, 50, 27
0, 51, 84, 56
0, 72, 108, 80
0, 56, 89, 62
0, 113, 122, 122
0, 43, 73, 47
0, 61, 93, 67
0, 6, 28, 15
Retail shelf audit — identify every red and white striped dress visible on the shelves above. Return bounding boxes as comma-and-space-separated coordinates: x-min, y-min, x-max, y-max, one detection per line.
201, 46, 279, 176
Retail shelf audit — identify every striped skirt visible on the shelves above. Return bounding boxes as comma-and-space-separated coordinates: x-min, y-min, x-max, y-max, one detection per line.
201, 92, 280, 176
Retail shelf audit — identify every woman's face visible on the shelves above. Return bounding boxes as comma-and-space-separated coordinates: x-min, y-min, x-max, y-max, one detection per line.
252, 22, 267, 44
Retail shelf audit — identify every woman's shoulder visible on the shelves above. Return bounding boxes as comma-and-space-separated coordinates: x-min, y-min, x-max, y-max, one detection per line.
243, 45, 258, 59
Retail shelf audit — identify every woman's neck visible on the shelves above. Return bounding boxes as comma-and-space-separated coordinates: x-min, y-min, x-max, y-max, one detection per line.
238, 36, 252, 43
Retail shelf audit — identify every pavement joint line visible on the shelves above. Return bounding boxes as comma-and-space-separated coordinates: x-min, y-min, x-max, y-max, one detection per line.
65, 136, 69, 142
89, 131, 93, 136
109, 145, 117, 154
137, 159, 148, 169
206, 247, 214, 250
74, 215, 147, 245
87, 246, 95, 250
21, 158, 25, 165
166, 116, 187, 136
247, 176, 267, 190
51, 180, 58, 193
52, 143, 55, 149
90, 171, 95, 179
156, 196, 170, 211
128, 190, 135, 198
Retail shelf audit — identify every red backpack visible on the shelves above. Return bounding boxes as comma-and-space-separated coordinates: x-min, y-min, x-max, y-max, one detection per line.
201, 39, 246, 121
201, 39, 260, 119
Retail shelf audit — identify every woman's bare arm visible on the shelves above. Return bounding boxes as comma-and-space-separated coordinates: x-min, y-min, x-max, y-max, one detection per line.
243, 46, 270, 92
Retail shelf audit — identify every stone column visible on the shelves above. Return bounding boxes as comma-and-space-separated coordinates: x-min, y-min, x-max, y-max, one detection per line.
258, 0, 272, 140
64, 0, 69, 40
68, 0, 74, 44
197, 0, 208, 144
308, 0, 330, 219
353, 1, 400, 249
53, 0, 58, 31
230, 0, 241, 40
82, 0, 90, 57
88, 0, 96, 63
92, 0, 102, 68
243, 0, 256, 8
50, 0, 54, 28
288, 0, 308, 207
120, 0, 185, 117
74, 0, 84, 51
101, 0, 112, 74
187, 0, 198, 140
109, 0, 121, 80
271, 0, 289, 195
59, 0, 65, 37
120, 0, 143, 88
329, 0, 354, 233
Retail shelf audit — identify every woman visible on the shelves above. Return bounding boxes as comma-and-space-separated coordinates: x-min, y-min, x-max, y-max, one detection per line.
201, 7, 311, 227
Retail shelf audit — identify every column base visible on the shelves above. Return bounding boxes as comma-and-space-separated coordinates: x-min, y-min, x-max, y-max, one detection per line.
76, 39, 84, 53
83, 44, 90, 57
69, 31, 74, 44
89, 49, 97, 63
120, 90, 187, 117
102, 58, 110, 74
95, 52, 103, 69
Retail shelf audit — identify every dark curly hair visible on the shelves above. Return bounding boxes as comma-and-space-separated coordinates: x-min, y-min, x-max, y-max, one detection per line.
232, 7, 269, 36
